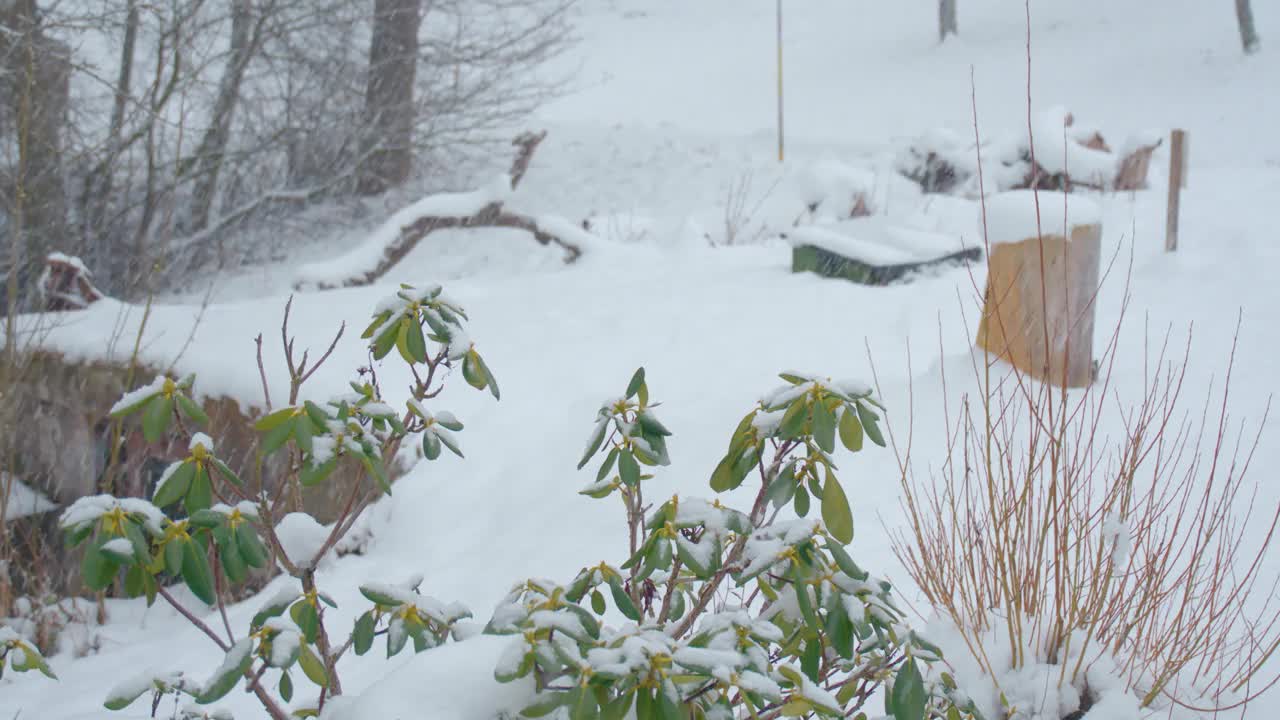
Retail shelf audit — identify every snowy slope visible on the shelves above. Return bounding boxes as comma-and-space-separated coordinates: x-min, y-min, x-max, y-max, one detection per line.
4, 0, 1280, 718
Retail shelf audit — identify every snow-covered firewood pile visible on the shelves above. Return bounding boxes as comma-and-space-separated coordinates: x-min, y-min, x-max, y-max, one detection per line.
897, 106, 1163, 196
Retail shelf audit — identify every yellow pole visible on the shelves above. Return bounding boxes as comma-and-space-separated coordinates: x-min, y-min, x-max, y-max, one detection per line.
777, 0, 784, 162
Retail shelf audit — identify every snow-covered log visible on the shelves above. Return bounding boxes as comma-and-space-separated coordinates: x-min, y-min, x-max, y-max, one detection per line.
294, 131, 589, 291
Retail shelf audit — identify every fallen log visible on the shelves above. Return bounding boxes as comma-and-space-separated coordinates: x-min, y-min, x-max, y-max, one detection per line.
294, 131, 587, 291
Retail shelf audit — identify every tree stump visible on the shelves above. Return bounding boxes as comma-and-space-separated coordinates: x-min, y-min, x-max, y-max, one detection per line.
37, 252, 105, 311
977, 191, 1102, 388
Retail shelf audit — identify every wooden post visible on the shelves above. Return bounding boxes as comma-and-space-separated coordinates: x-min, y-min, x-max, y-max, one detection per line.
1166, 129, 1186, 252
977, 192, 1102, 389
776, 0, 784, 162
1179, 132, 1189, 189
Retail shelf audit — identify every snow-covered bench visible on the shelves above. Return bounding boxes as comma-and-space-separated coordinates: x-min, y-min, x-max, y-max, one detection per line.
786, 218, 980, 286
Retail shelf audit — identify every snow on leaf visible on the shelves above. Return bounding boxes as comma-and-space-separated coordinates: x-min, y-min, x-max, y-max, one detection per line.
675, 535, 715, 570
104, 671, 159, 710
750, 408, 785, 435
310, 436, 338, 464
495, 637, 530, 681
59, 495, 166, 535
104, 669, 198, 711
209, 500, 258, 519
434, 411, 462, 429
264, 620, 302, 668
673, 647, 744, 674
530, 609, 588, 640
109, 377, 168, 416
359, 402, 398, 419
360, 581, 420, 608
794, 669, 842, 713
101, 537, 134, 556
197, 638, 253, 702
834, 379, 873, 399
761, 381, 813, 410
407, 398, 432, 421
735, 670, 783, 701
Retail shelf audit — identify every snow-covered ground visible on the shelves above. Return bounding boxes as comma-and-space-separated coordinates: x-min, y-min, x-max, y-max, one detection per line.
4, 0, 1279, 718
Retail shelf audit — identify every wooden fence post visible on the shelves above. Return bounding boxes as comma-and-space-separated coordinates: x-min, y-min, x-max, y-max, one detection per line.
977, 191, 1102, 389
1166, 129, 1186, 252
776, 0, 785, 162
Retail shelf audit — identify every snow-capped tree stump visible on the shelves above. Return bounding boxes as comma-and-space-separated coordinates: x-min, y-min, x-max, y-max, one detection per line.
37, 252, 104, 311
977, 191, 1102, 388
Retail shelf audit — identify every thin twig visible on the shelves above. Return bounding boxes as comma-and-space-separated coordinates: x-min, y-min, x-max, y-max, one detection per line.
157, 585, 230, 652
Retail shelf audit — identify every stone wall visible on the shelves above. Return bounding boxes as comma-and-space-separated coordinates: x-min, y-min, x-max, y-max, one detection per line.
1, 350, 386, 598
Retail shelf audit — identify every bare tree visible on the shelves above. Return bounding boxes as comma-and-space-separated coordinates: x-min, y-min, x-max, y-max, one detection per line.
78, 0, 139, 238
1236, 0, 1261, 54
939, 0, 958, 42
3, 0, 573, 299
1, 0, 71, 300
184, 0, 274, 234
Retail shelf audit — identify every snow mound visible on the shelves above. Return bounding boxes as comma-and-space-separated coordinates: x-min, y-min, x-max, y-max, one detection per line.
320, 635, 533, 720
983, 190, 1101, 247
1032, 106, 1119, 185
2, 475, 58, 519
274, 512, 331, 569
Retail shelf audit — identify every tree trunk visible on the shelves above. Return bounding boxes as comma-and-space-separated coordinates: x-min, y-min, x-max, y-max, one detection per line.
939, 0, 958, 42
1, 0, 71, 303
79, 0, 140, 288
186, 0, 260, 234
357, 0, 423, 196
1236, 0, 1260, 54
106, 1, 140, 157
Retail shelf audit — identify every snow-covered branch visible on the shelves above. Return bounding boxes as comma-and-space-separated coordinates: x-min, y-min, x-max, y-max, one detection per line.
293, 131, 593, 291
